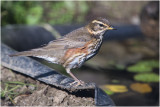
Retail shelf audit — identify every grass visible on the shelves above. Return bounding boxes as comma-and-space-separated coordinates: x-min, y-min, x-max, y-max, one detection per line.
1, 81, 36, 104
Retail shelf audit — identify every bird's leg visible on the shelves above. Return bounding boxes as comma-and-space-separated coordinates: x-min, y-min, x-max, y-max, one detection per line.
66, 68, 84, 86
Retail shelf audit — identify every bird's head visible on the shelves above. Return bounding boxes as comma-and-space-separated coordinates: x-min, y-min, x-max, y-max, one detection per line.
86, 17, 116, 35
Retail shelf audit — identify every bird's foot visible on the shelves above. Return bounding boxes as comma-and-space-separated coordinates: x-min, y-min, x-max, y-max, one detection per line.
70, 80, 85, 87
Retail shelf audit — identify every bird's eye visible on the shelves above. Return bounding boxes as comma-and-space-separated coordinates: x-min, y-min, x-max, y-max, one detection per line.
99, 24, 104, 27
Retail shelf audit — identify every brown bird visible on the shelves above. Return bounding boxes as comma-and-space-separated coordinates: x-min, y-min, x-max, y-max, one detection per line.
10, 17, 116, 86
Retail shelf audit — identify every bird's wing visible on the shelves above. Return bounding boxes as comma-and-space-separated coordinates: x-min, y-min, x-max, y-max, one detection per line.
10, 27, 92, 58
10, 35, 89, 57
41, 37, 87, 50
39, 27, 92, 50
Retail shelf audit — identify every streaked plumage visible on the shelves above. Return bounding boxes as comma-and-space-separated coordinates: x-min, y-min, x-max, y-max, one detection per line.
10, 17, 116, 86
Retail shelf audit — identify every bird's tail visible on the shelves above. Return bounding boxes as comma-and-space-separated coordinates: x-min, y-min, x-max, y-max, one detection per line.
9, 51, 35, 57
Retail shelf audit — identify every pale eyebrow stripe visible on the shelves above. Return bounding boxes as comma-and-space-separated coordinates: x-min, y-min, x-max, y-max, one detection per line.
92, 20, 109, 27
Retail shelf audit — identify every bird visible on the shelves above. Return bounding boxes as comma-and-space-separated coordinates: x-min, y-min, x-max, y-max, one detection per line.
10, 17, 116, 86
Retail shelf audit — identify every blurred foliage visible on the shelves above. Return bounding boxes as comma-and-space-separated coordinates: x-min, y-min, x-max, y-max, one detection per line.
111, 79, 120, 84
127, 60, 159, 82
105, 85, 128, 93
1, 1, 89, 26
134, 73, 159, 82
130, 83, 152, 94
115, 64, 125, 70
127, 60, 159, 73
101, 84, 128, 95
104, 90, 114, 95
108, 61, 125, 70
26, 5, 43, 25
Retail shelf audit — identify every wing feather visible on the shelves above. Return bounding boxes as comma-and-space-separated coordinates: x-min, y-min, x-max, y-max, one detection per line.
10, 27, 92, 60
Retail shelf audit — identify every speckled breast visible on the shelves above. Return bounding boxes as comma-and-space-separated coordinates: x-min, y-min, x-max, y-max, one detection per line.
63, 35, 103, 69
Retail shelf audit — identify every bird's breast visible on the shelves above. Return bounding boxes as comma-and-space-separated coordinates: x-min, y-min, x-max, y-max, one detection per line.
62, 35, 103, 69
85, 35, 103, 59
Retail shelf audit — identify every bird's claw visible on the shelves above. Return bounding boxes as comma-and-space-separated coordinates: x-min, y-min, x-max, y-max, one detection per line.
70, 80, 85, 87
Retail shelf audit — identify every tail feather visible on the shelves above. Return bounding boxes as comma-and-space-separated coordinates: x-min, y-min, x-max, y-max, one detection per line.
9, 51, 35, 57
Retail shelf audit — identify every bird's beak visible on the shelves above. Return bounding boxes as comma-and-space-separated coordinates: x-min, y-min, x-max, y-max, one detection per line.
107, 26, 117, 30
